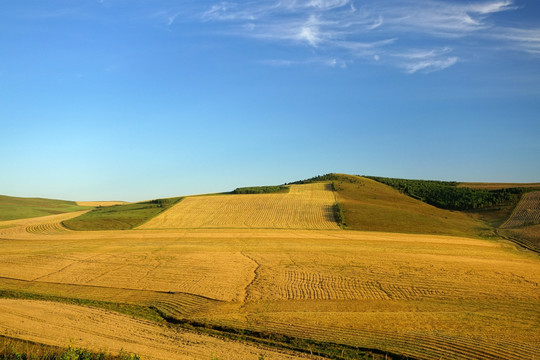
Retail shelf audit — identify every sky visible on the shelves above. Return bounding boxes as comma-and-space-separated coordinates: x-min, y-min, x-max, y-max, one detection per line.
1, 0, 539, 202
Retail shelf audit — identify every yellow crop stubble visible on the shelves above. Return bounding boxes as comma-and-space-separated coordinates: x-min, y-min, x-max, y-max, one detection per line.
1, 214, 539, 360
0, 299, 312, 360
139, 183, 339, 230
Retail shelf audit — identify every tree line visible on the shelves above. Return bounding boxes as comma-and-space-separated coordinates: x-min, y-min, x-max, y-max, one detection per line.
366, 176, 525, 211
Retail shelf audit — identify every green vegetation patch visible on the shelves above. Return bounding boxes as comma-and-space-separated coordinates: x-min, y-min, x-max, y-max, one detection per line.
62, 197, 183, 231
366, 176, 526, 211
287, 174, 342, 184
0, 195, 91, 221
232, 186, 289, 194
333, 202, 345, 228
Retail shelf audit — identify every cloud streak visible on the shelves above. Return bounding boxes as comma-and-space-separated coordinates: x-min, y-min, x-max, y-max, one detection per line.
193, 0, 536, 73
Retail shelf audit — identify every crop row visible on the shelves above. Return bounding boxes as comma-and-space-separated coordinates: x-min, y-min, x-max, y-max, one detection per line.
140, 183, 339, 230
208, 316, 538, 360
502, 191, 540, 228
279, 270, 473, 301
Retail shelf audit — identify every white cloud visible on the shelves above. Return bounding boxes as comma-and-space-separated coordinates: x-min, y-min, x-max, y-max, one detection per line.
167, 12, 181, 26
465, 1, 515, 14
492, 27, 540, 54
196, 0, 535, 73
307, 0, 350, 10
375, 0, 516, 37
391, 47, 458, 73
201, 2, 257, 21
367, 16, 383, 30
261, 57, 348, 67
405, 56, 458, 73
296, 15, 323, 46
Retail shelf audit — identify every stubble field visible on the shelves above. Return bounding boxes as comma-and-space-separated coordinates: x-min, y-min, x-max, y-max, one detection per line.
501, 191, 540, 228
0, 206, 539, 360
139, 183, 339, 230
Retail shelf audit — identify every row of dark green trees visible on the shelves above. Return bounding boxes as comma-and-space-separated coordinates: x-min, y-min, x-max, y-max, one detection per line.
232, 186, 289, 194
366, 176, 525, 211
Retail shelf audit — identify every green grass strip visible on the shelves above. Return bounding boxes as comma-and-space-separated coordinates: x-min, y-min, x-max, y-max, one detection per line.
62, 197, 183, 231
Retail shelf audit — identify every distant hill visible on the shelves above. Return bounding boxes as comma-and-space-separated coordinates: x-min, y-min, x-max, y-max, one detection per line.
0, 195, 91, 221
5, 174, 539, 243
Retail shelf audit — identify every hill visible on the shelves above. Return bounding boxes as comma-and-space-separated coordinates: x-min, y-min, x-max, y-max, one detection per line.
330, 174, 491, 238
0, 195, 91, 221
11, 174, 538, 241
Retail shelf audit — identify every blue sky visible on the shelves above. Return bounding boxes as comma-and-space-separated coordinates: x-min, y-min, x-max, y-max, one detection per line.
1, 0, 539, 201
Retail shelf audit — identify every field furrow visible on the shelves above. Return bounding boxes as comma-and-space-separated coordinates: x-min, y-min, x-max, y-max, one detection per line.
501, 191, 540, 228
25, 221, 70, 234
138, 183, 339, 230
210, 316, 538, 360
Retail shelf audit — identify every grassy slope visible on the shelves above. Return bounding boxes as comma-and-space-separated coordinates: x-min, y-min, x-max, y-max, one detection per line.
0, 195, 91, 221
62, 197, 183, 231
333, 174, 492, 238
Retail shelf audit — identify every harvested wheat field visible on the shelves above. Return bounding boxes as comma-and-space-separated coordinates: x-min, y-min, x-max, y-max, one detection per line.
139, 183, 339, 230
0, 211, 539, 359
0, 299, 312, 360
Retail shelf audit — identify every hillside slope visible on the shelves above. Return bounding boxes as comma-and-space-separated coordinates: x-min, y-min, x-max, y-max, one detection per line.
138, 182, 338, 230
333, 174, 491, 238
0, 195, 90, 221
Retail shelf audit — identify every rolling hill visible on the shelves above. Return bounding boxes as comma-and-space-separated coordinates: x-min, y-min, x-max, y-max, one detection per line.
0, 195, 91, 221
0, 174, 539, 360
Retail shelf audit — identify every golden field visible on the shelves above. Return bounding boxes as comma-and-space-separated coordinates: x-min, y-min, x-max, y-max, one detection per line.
0, 207, 539, 360
0, 299, 311, 360
139, 183, 339, 230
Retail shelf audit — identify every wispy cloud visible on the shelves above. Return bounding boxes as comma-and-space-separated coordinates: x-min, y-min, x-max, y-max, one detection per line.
491, 27, 540, 54
262, 57, 348, 68
374, 0, 515, 37
192, 0, 535, 73
393, 48, 459, 73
